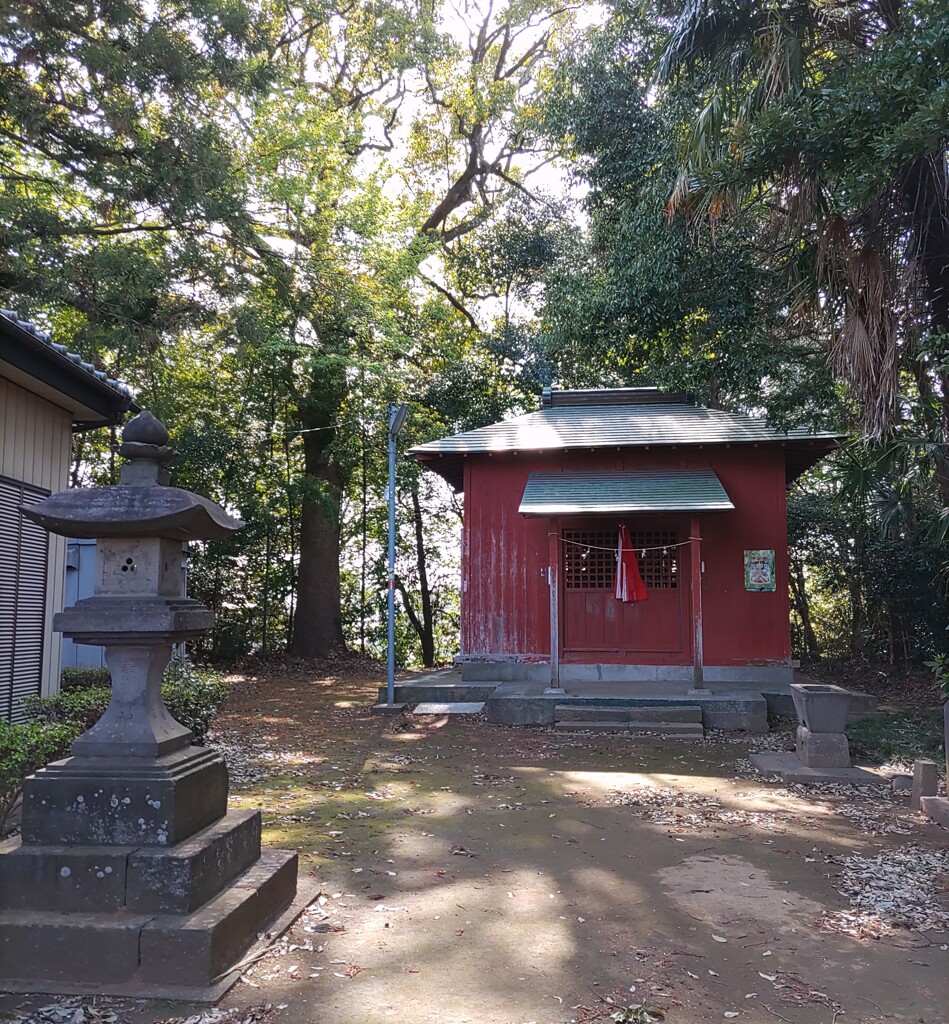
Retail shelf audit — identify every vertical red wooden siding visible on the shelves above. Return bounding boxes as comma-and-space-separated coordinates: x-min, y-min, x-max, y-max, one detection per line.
460, 445, 791, 667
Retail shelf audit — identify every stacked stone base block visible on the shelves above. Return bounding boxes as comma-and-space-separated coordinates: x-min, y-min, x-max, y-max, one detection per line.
796, 725, 850, 768
21, 748, 228, 847
0, 808, 297, 996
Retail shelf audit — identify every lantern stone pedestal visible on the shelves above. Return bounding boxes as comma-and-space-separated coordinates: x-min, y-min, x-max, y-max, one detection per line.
0, 412, 298, 999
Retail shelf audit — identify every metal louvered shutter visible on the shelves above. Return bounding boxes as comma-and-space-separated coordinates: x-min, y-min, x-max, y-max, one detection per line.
0, 476, 50, 722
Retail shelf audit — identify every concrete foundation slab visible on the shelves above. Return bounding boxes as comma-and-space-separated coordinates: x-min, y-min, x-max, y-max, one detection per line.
0, 848, 298, 995
457, 658, 795, 685
750, 752, 890, 785
0, 874, 319, 1003
139, 849, 297, 987
0, 909, 151, 985
413, 702, 485, 715
0, 810, 262, 916
0, 838, 130, 912
371, 703, 408, 714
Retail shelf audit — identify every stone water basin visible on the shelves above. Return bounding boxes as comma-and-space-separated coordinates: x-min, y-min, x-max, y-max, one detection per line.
789, 682, 852, 734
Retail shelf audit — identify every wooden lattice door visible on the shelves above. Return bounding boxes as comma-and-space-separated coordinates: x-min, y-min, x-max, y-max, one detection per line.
561, 524, 688, 662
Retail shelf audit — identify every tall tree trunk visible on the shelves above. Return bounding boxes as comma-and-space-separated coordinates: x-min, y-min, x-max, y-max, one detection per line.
903, 154, 949, 502
290, 427, 346, 658
411, 482, 435, 667
849, 574, 863, 658
394, 482, 437, 667
789, 557, 820, 660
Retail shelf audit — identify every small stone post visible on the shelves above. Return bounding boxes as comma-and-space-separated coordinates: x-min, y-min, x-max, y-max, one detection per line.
0, 411, 297, 998
910, 760, 938, 811
918, 703, 949, 828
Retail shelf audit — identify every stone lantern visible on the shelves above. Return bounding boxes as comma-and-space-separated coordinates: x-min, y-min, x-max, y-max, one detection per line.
0, 412, 297, 998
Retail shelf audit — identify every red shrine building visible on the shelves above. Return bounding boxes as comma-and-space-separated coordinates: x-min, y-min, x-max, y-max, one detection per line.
410, 387, 839, 690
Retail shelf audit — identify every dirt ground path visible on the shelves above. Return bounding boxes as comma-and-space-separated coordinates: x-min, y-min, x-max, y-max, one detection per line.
5, 668, 948, 1024
214, 669, 948, 1024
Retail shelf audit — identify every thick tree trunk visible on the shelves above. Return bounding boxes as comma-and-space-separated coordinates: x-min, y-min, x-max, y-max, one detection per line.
290, 428, 346, 658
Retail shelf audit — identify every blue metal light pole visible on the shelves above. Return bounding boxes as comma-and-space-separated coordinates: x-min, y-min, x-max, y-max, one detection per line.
386, 403, 408, 705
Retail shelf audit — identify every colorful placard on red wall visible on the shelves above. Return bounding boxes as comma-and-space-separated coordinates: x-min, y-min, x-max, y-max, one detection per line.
744, 549, 775, 591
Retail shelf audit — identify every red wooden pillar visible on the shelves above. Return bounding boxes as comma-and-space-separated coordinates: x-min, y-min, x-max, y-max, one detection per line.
690, 514, 704, 689
547, 518, 562, 691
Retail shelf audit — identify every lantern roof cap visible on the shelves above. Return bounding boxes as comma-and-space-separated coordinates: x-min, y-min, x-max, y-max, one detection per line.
22, 485, 243, 540
21, 410, 243, 540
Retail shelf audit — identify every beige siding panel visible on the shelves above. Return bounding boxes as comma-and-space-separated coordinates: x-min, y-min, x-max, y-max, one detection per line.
2, 377, 71, 490
1, 374, 74, 698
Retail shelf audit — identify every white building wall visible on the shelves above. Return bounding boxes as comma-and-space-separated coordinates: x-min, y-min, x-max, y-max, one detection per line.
1, 375, 72, 698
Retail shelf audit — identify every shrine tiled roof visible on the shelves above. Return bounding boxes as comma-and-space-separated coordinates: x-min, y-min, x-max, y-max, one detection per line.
0, 309, 131, 399
410, 388, 841, 491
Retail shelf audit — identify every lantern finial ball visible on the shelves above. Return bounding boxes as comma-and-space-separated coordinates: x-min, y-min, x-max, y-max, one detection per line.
122, 410, 169, 447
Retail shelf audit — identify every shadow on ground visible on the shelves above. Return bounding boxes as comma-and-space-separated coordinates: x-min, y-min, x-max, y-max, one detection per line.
4, 667, 947, 1024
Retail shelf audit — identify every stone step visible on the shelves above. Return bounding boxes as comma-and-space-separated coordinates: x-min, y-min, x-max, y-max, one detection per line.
376, 684, 497, 704
628, 706, 702, 724
555, 722, 630, 733
554, 706, 629, 722
139, 848, 298, 987
554, 720, 704, 737
0, 810, 262, 915
412, 701, 485, 715
128, 809, 262, 913
0, 849, 297, 992
628, 723, 704, 737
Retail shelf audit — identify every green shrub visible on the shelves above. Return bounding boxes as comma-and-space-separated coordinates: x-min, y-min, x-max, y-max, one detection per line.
24, 687, 110, 732
846, 708, 945, 768
924, 654, 949, 702
161, 662, 230, 744
0, 721, 79, 834
60, 666, 111, 691
26, 662, 229, 746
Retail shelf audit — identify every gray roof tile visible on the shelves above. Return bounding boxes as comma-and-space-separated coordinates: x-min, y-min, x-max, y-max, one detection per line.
0, 309, 132, 398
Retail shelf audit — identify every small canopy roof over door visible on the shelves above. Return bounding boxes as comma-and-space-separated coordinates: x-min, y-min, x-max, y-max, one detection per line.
518, 469, 734, 516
